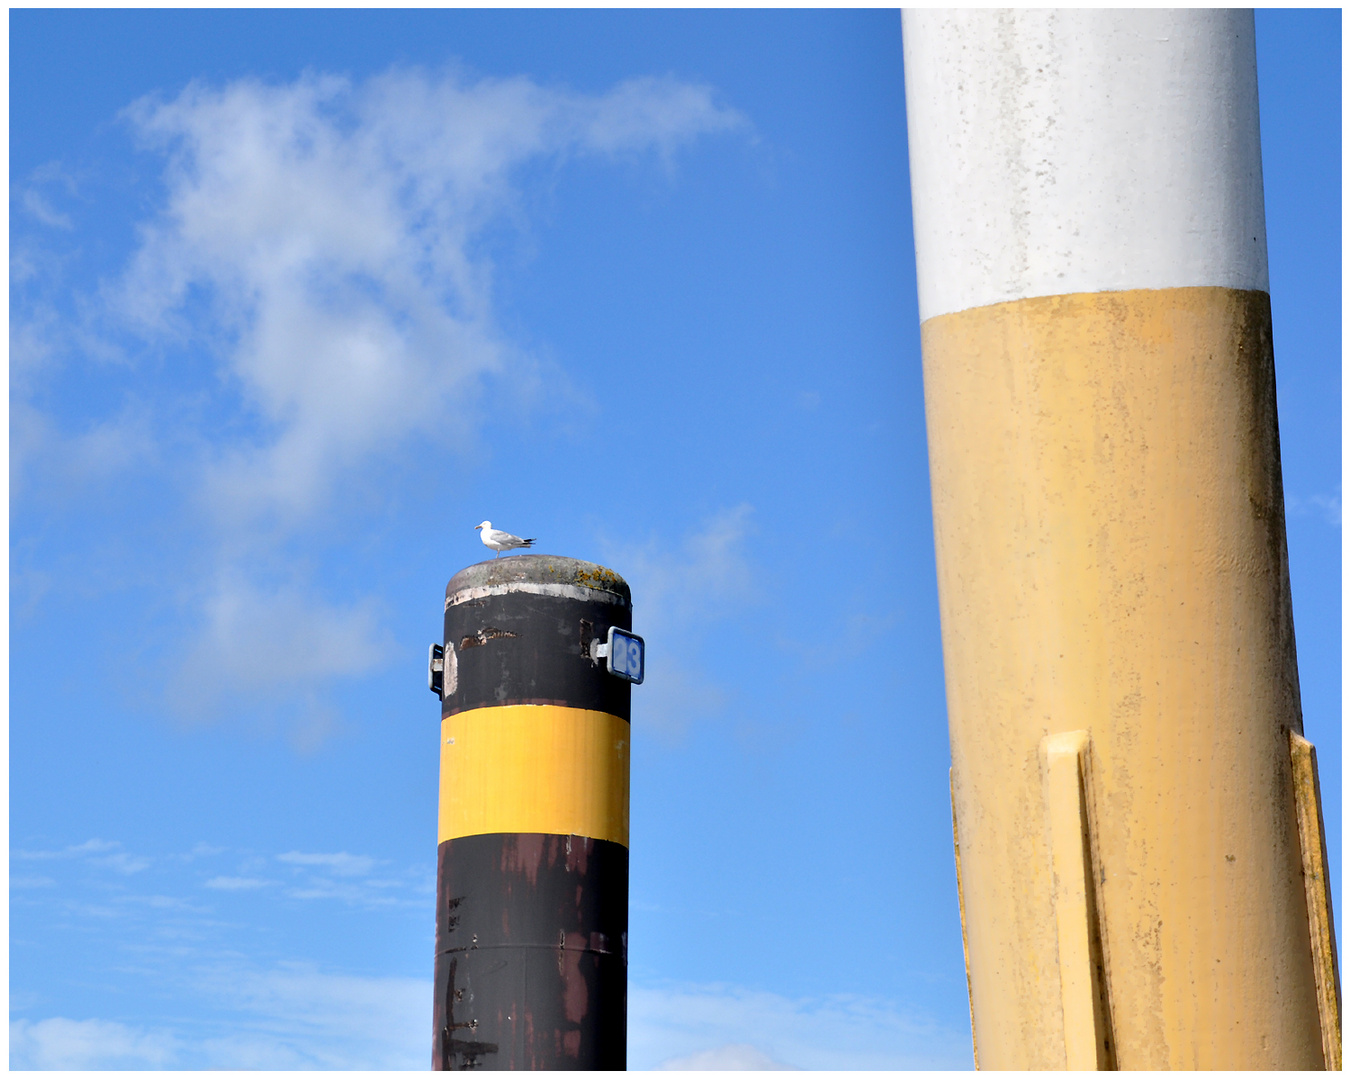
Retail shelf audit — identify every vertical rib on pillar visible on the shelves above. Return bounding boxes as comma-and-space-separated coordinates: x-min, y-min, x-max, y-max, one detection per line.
432, 555, 630, 1070
903, 10, 1332, 1069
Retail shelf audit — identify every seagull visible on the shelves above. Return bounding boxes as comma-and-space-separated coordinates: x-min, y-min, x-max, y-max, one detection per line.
475, 521, 536, 558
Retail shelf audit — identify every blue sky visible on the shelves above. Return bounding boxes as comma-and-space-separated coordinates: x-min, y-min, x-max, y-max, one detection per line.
8, 9, 1339, 1070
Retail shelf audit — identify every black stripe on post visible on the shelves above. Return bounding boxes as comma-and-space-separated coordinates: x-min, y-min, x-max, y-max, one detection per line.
442, 592, 631, 721
433, 833, 628, 1070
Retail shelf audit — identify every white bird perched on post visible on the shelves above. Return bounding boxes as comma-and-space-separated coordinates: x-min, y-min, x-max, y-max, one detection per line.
475, 521, 536, 558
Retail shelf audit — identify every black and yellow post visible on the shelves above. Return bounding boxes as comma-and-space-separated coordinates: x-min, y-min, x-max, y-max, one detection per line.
429, 555, 636, 1070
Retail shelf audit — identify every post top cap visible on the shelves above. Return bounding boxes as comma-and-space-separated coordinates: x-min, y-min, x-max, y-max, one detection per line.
446, 554, 631, 606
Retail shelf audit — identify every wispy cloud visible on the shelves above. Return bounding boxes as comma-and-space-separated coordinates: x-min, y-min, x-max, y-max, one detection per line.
12, 839, 428, 910
276, 850, 378, 877
271, 849, 432, 909
630, 980, 971, 1070
600, 504, 756, 738
14, 838, 149, 874
19, 189, 74, 230
1286, 488, 1342, 528
191, 962, 430, 1069
12, 837, 435, 1068
11, 398, 158, 506
203, 875, 272, 891
161, 572, 392, 748
15, 161, 80, 230
11, 837, 964, 1070
11, 875, 57, 890
11, 965, 431, 1070
91, 851, 154, 876
11, 1017, 180, 1070
657, 1042, 797, 1069
12, 974, 965, 1070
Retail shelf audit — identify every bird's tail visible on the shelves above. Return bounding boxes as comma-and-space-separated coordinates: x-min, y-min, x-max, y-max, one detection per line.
522, 538, 537, 547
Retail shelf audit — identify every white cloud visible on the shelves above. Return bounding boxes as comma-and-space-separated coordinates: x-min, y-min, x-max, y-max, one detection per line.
14, 838, 149, 873
204, 875, 271, 890
629, 981, 970, 1070
191, 962, 430, 1069
187, 842, 228, 858
276, 850, 378, 877
11, 976, 966, 1071
10, 1017, 180, 1069
657, 1042, 797, 1069
11, 965, 430, 1070
1286, 489, 1342, 527
117, 68, 743, 528
10, 838, 438, 1068
90, 851, 153, 875
16, 162, 80, 230
162, 572, 392, 745
270, 850, 431, 908
123, 893, 202, 910
11, 400, 157, 504
600, 504, 756, 737
67, 838, 122, 855
10, 875, 56, 889
20, 188, 74, 230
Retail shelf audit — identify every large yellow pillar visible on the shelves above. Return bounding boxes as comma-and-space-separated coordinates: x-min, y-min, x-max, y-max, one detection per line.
903, 10, 1339, 1069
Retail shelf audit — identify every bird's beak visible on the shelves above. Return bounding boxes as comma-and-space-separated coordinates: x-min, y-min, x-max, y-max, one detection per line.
475, 525, 482, 530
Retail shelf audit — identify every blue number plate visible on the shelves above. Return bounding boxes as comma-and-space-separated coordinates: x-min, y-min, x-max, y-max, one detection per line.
606, 627, 644, 684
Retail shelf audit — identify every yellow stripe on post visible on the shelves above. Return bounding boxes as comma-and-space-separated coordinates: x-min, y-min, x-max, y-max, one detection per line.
924, 285, 1319, 1067
438, 704, 630, 846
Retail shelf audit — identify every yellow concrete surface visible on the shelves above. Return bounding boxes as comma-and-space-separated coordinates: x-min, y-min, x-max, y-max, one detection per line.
922, 286, 1323, 1068
438, 704, 629, 846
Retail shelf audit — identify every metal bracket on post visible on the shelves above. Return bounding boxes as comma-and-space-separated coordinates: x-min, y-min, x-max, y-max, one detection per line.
1041, 730, 1115, 1070
428, 643, 445, 697
1289, 730, 1342, 1071
589, 625, 644, 684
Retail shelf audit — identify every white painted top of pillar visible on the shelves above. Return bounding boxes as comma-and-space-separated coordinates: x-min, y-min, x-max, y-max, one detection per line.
903, 9, 1269, 322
